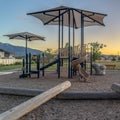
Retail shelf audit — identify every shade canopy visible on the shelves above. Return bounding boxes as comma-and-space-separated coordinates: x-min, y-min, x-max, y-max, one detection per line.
4, 32, 45, 57
4, 32, 45, 41
27, 6, 107, 28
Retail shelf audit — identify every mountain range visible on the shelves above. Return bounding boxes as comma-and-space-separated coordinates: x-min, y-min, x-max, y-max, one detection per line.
0, 42, 43, 57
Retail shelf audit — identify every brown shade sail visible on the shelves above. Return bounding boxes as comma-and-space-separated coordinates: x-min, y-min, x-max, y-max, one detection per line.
4, 32, 45, 55
4, 32, 45, 41
27, 6, 107, 28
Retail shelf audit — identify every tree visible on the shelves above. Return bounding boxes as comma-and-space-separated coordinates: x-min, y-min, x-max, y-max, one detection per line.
45, 48, 52, 54
44, 48, 54, 63
89, 42, 106, 61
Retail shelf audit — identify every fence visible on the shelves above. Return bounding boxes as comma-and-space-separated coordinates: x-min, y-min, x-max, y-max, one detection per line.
0, 59, 22, 65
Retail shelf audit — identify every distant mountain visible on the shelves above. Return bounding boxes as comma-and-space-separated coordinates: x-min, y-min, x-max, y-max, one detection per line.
0, 42, 43, 57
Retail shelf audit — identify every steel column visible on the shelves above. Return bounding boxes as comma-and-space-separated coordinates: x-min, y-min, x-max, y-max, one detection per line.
73, 11, 75, 53
90, 47, 93, 75
61, 15, 64, 66
68, 9, 71, 78
58, 10, 61, 78
25, 35, 28, 74
81, 14, 84, 48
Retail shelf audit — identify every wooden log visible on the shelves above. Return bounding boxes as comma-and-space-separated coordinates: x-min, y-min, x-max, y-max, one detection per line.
0, 81, 71, 120
111, 83, 120, 93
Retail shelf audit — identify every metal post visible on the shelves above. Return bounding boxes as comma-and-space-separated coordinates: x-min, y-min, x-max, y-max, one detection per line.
81, 14, 84, 49
73, 12, 75, 55
62, 15, 64, 50
61, 15, 64, 66
81, 13, 84, 68
29, 53, 31, 77
68, 9, 71, 78
42, 53, 44, 76
58, 10, 61, 78
71, 11, 75, 78
22, 58, 25, 75
90, 47, 93, 75
26, 54, 28, 74
37, 54, 40, 78
25, 35, 28, 74
25, 35, 28, 56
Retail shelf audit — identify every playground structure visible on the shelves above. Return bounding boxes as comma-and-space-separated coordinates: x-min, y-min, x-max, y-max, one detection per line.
27, 6, 107, 79
19, 44, 91, 80
19, 40, 105, 79
4, 32, 45, 78
4, 6, 107, 79
19, 52, 59, 78
20, 53, 43, 78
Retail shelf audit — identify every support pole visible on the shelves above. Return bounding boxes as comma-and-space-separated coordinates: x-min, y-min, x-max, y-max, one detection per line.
80, 14, 84, 69
58, 10, 61, 78
22, 58, 25, 75
81, 14, 84, 48
29, 53, 31, 77
26, 54, 28, 74
42, 53, 44, 76
73, 11, 75, 55
25, 35, 28, 74
90, 47, 93, 75
71, 12, 75, 78
61, 15, 64, 50
25, 35, 28, 56
68, 9, 71, 78
61, 15, 64, 66
37, 54, 40, 78
0, 81, 71, 120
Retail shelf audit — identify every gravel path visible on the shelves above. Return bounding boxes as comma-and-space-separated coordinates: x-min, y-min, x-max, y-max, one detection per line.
0, 70, 120, 120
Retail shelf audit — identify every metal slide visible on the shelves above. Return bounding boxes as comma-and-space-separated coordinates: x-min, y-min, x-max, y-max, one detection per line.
40, 59, 58, 70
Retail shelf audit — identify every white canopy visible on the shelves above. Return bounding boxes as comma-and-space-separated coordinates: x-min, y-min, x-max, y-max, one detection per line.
27, 6, 107, 28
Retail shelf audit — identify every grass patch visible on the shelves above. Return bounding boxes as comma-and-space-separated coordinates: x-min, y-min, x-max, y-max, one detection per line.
0, 64, 22, 71
1, 60, 120, 72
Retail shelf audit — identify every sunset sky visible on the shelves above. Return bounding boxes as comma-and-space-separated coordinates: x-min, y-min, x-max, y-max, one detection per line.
0, 0, 120, 55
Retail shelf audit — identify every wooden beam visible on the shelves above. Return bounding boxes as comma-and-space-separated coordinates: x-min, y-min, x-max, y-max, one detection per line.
111, 83, 120, 93
0, 81, 71, 120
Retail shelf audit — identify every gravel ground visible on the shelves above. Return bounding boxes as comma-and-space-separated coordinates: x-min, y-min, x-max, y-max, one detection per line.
0, 70, 120, 120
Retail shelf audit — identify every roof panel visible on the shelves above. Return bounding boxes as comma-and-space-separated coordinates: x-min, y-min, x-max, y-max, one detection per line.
27, 6, 107, 28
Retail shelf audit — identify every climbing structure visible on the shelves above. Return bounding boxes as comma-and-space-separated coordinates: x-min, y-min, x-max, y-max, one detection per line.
27, 6, 107, 78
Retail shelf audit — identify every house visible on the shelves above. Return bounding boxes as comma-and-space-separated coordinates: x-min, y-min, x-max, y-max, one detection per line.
0, 49, 15, 58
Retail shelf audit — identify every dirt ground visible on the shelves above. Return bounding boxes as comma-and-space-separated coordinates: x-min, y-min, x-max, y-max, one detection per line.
0, 70, 120, 120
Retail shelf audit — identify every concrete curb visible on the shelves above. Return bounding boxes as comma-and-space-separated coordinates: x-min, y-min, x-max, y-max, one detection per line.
0, 87, 120, 100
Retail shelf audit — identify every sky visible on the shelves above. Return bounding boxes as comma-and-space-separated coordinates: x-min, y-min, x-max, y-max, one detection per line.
0, 0, 120, 55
